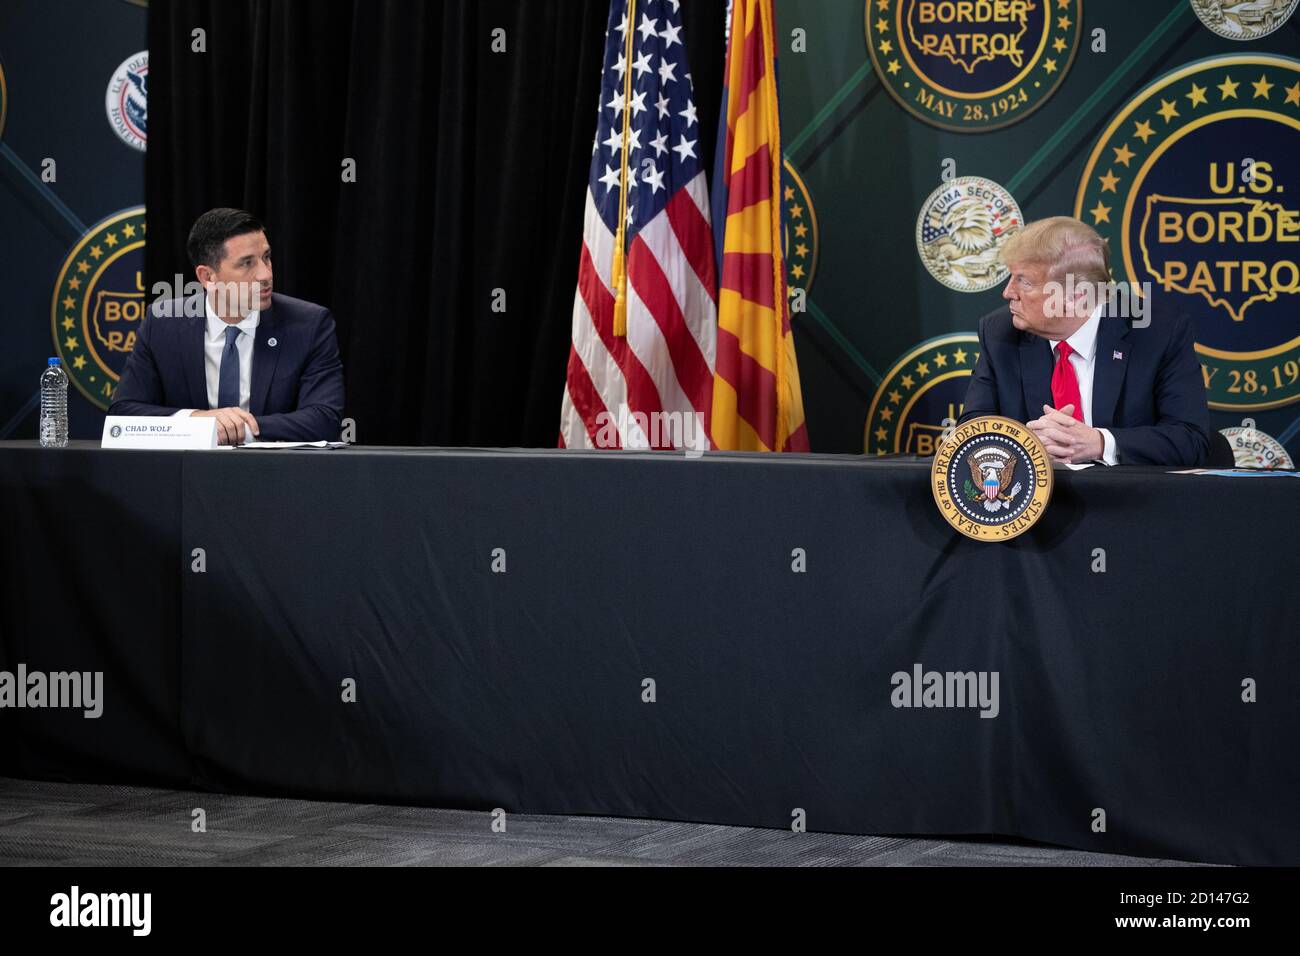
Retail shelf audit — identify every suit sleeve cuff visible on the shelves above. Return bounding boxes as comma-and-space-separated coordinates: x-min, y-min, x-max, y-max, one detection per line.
1099, 428, 1119, 466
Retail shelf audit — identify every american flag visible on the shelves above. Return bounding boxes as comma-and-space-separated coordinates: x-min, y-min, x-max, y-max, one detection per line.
991, 206, 1019, 238
921, 219, 948, 244
558, 0, 718, 450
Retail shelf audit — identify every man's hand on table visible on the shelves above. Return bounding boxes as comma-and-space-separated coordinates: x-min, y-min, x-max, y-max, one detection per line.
1026, 404, 1104, 464
188, 408, 260, 446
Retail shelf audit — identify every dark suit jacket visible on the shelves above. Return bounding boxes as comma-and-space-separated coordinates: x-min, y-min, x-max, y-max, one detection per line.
109, 292, 345, 441
959, 305, 1212, 466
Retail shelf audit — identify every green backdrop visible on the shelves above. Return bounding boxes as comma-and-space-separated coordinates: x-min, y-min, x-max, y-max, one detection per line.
775, 0, 1300, 463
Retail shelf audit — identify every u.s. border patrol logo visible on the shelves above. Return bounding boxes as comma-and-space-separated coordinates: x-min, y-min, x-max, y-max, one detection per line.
51, 207, 147, 410
917, 176, 1022, 291
1076, 54, 1300, 411
783, 158, 818, 295
1219, 424, 1295, 469
865, 0, 1081, 132
105, 51, 147, 151
1190, 0, 1298, 40
865, 333, 980, 454
932, 415, 1053, 541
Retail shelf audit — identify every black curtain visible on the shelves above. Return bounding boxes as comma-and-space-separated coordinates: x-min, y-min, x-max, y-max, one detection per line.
146, 0, 727, 446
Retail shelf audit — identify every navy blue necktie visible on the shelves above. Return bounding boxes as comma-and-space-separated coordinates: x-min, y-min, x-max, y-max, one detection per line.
217, 325, 241, 409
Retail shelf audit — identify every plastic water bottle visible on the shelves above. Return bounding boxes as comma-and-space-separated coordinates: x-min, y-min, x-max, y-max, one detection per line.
39, 357, 69, 447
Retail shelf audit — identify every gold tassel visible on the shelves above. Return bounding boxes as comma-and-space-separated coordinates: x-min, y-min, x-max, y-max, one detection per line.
612, 247, 628, 336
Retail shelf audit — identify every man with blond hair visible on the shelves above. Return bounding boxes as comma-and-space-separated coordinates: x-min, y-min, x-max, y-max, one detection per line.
959, 216, 1211, 466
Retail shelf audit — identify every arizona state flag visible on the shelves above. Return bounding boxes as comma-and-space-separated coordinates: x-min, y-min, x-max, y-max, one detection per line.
710, 0, 809, 452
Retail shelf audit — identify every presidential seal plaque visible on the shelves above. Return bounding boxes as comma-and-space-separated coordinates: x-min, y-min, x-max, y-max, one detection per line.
932, 415, 1053, 541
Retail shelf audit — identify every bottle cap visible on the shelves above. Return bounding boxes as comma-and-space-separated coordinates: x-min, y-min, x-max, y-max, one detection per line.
48, 357, 61, 366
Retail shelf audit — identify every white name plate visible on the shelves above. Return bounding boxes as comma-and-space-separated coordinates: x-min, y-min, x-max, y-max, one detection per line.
101, 416, 218, 450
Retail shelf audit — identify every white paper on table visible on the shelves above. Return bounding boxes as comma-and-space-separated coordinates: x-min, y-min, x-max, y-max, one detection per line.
1170, 468, 1300, 477
234, 440, 347, 449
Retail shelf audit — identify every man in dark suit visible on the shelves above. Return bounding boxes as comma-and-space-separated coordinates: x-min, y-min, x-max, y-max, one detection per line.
959, 216, 1211, 467
110, 208, 344, 445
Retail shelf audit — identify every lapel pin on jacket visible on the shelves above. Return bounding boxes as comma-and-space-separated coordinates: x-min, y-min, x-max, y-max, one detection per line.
1113, 350, 1123, 361
268, 337, 278, 348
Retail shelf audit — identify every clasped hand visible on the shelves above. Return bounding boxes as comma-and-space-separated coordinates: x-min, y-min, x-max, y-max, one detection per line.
1026, 404, 1102, 464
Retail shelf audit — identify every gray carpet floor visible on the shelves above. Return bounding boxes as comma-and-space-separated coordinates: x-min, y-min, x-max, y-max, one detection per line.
0, 776, 1208, 867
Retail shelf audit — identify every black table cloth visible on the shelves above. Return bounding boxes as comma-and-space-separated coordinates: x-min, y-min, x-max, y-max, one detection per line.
2, 442, 1297, 865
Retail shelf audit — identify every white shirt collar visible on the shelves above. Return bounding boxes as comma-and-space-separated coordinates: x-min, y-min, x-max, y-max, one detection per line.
1049, 302, 1104, 362
204, 293, 259, 343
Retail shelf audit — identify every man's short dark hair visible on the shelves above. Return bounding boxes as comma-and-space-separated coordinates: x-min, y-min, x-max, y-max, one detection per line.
187, 207, 265, 270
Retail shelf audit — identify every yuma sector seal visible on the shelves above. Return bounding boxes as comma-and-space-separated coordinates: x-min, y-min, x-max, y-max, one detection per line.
917, 176, 1022, 291
105, 51, 147, 151
932, 415, 1053, 541
865, 0, 1081, 132
51, 207, 147, 410
865, 333, 980, 455
1075, 54, 1300, 411
1219, 424, 1295, 469
1190, 0, 1298, 40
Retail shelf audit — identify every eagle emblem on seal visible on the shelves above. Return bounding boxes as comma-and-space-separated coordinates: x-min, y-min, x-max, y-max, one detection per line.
965, 446, 1023, 513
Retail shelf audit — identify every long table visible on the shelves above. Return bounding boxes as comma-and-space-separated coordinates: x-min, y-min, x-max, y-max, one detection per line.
2, 441, 1297, 865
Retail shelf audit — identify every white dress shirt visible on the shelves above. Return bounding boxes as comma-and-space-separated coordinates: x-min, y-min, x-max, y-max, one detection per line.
173, 296, 260, 440
1047, 303, 1119, 467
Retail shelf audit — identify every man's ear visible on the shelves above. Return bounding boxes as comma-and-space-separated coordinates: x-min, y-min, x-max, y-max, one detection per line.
195, 264, 215, 288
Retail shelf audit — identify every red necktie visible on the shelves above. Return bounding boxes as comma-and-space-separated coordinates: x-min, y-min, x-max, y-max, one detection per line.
1051, 341, 1084, 421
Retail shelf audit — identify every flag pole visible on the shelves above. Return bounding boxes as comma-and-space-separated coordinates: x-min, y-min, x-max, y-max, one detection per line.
611, 0, 637, 337
759, 0, 788, 446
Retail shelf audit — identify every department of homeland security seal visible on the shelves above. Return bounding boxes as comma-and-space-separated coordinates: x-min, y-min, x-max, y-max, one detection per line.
917, 176, 1022, 291
105, 51, 147, 151
865, 333, 980, 454
783, 158, 819, 295
1075, 54, 1300, 411
865, 0, 1081, 132
1219, 424, 1296, 468
1190, 0, 1298, 40
51, 207, 147, 410
932, 415, 1053, 541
